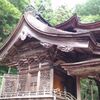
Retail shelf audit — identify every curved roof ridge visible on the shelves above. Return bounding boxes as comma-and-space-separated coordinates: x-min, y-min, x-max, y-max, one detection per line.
55, 14, 78, 29
55, 14, 100, 29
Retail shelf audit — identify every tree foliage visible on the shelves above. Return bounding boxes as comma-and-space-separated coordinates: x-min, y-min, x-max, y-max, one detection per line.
81, 79, 99, 100
34, 0, 73, 25
75, 0, 100, 23
80, 15, 100, 23
76, 0, 100, 16
0, 0, 21, 44
51, 5, 73, 25
8, 0, 29, 12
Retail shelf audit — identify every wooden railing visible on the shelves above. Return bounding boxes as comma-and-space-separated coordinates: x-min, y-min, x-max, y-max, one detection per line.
0, 91, 53, 99
0, 90, 77, 100
65, 92, 77, 100
54, 89, 77, 100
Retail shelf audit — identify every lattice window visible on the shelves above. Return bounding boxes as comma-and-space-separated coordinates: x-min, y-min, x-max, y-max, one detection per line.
40, 70, 50, 91
30, 73, 37, 92
3, 75, 18, 93
18, 74, 27, 91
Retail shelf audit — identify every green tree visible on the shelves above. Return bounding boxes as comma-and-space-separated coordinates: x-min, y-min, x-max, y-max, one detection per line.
75, 0, 100, 23
34, 0, 73, 25
0, 0, 21, 45
80, 15, 100, 23
34, 0, 54, 24
51, 5, 73, 25
76, 0, 100, 16
8, 0, 29, 12
81, 79, 99, 100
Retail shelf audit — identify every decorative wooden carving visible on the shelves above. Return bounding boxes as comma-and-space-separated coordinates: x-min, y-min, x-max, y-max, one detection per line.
28, 57, 35, 65
18, 60, 28, 68
57, 46, 73, 52
40, 42, 53, 48
1, 38, 54, 73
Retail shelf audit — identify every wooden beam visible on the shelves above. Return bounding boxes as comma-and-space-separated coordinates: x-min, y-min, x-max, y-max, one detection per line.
68, 67, 100, 76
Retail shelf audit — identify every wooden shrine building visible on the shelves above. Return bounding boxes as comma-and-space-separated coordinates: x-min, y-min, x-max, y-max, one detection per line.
0, 8, 100, 100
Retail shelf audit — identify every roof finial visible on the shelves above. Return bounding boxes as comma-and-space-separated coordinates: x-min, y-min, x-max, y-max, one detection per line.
29, 0, 35, 7
24, 0, 37, 15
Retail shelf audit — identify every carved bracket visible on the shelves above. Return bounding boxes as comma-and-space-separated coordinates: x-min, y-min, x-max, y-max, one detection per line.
57, 46, 73, 52
40, 42, 53, 48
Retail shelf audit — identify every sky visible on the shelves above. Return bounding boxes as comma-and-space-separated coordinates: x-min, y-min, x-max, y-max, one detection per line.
30, 0, 87, 9
51, 0, 86, 9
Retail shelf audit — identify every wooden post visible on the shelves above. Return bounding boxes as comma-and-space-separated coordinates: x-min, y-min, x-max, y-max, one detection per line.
16, 75, 19, 92
50, 68, 54, 92
25, 73, 31, 91
77, 76, 81, 100
8, 67, 11, 74
0, 75, 5, 96
25, 65, 31, 91
37, 63, 41, 92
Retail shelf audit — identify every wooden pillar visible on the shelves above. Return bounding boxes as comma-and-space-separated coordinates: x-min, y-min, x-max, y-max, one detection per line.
16, 75, 19, 92
77, 76, 81, 100
25, 65, 31, 91
50, 68, 54, 92
37, 63, 41, 91
0, 75, 5, 96
8, 67, 11, 74
26, 73, 31, 91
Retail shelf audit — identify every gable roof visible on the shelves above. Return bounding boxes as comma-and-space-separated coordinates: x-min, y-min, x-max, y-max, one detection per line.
1, 11, 100, 60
